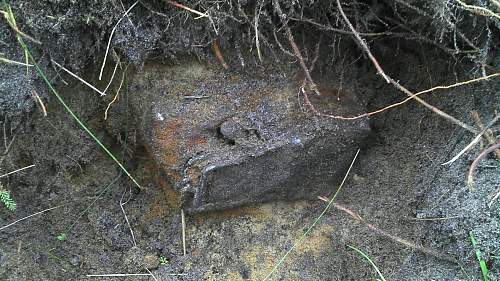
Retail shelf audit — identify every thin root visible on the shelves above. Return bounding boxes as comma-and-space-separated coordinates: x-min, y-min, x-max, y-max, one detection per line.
467, 142, 500, 190
318, 196, 459, 264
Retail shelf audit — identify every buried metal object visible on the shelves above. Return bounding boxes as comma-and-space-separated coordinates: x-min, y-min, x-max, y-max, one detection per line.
128, 61, 370, 212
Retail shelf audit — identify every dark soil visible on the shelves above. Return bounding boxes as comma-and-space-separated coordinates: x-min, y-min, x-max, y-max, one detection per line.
1, 1, 499, 280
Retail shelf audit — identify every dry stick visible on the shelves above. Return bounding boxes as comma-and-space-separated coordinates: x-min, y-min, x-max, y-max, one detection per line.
99, 1, 139, 81
273, 0, 320, 96
0, 205, 65, 232
181, 209, 187, 256
0, 134, 16, 168
454, 0, 500, 19
409, 216, 461, 221
471, 111, 500, 159
489, 0, 500, 9
145, 268, 158, 281
467, 142, 500, 189
0, 164, 35, 178
0, 56, 33, 67
489, 188, 500, 208
335, 0, 478, 134
87, 274, 151, 278
167, 0, 209, 18
254, 0, 264, 62
101, 60, 119, 95
336, 1, 390, 83
442, 113, 500, 165
52, 60, 105, 96
317, 197, 459, 264
32, 90, 48, 116
120, 185, 137, 247
119, 0, 135, 27
87, 273, 187, 277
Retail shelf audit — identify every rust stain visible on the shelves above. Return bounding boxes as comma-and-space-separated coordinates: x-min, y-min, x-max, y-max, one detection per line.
140, 146, 181, 225
192, 205, 268, 225
186, 135, 207, 150
154, 118, 183, 182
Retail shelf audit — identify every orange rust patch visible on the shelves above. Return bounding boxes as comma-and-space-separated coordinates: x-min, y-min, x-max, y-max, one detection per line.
154, 118, 183, 182
140, 147, 181, 225
186, 135, 207, 150
192, 205, 268, 225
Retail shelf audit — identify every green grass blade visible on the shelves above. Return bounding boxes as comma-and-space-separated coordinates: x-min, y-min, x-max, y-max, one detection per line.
347, 245, 387, 281
469, 232, 490, 281
13, 36, 141, 189
262, 149, 360, 281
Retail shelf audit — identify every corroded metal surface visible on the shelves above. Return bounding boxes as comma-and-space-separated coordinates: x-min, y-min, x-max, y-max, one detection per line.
129, 61, 370, 212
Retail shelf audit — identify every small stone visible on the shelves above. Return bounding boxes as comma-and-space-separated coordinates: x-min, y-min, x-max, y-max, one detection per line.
70, 255, 81, 266
144, 254, 159, 269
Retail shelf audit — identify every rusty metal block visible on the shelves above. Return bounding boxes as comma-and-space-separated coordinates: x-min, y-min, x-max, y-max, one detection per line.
128, 62, 370, 212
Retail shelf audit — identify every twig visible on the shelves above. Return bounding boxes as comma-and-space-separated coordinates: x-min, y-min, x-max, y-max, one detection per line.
263, 149, 360, 281
98, 1, 139, 81
317, 197, 459, 264
32, 90, 47, 116
467, 142, 500, 189
489, 187, 500, 208
0, 133, 16, 168
145, 268, 158, 281
101, 60, 119, 95
442, 114, 500, 165
86, 273, 187, 277
409, 215, 461, 221
454, 0, 500, 19
167, 1, 208, 18
387, 77, 478, 133
0, 164, 35, 178
52, 60, 106, 96
183, 95, 210, 99
0, 55, 33, 67
119, 0, 135, 27
181, 209, 187, 256
471, 111, 500, 159
120, 185, 137, 247
87, 273, 151, 277
289, 16, 389, 36
489, 0, 500, 9
254, 0, 264, 62
87, 273, 187, 277
335, 0, 478, 134
273, 0, 320, 96
336, 0, 390, 83
0, 204, 65, 232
